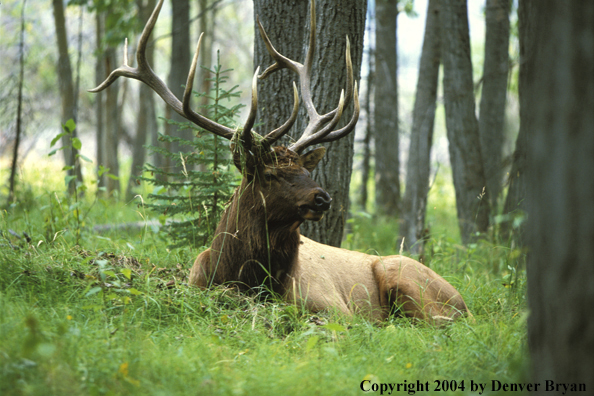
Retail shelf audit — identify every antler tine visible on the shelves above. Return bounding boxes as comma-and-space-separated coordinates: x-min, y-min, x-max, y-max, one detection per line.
182, 33, 236, 140
318, 82, 360, 143
89, 0, 235, 140
340, 37, 354, 111
183, 33, 204, 114
261, 82, 300, 149
88, 37, 136, 93
288, 35, 358, 153
256, 16, 301, 79
240, 67, 261, 153
257, 0, 359, 154
288, 82, 358, 153
89, 0, 166, 94
289, 89, 346, 153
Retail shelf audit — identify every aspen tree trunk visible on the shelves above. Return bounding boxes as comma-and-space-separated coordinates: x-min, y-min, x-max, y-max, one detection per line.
359, 27, 373, 211
52, 0, 83, 194
526, 2, 594, 392
8, 0, 27, 204
478, 0, 510, 211
104, 47, 121, 196
374, 0, 400, 216
253, 0, 367, 247
440, 0, 489, 244
198, 0, 214, 110
95, 12, 107, 192
501, 0, 534, 244
167, 0, 192, 166
400, 0, 440, 255
128, 0, 158, 201
252, 2, 309, 141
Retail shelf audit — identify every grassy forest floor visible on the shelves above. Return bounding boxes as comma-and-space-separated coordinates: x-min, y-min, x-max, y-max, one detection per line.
0, 157, 528, 395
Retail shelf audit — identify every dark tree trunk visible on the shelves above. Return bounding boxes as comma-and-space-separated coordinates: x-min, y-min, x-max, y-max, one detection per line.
374, 0, 400, 216
95, 11, 106, 192
104, 47, 121, 196
8, 0, 27, 204
400, 0, 440, 255
167, 0, 192, 161
252, 2, 309, 141
439, 0, 490, 244
478, 0, 510, 211
198, 0, 214, 111
253, 0, 367, 247
52, 0, 83, 193
500, 0, 535, 244
127, 0, 158, 201
94, 8, 121, 197
526, 2, 594, 392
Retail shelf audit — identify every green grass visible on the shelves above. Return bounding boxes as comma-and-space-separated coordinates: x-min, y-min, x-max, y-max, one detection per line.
0, 160, 528, 395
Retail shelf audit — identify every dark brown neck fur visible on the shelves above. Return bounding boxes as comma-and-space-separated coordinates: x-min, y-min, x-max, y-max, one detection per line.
206, 177, 302, 295
201, 146, 327, 294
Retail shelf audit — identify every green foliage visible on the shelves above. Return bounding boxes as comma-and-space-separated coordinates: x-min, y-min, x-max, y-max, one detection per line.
0, 207, 528, 395
71, 0, 140, 48
140, 56, 241, 249
39, 120, 120, 245
0, 156, 529, 395
46, 120, 87, 244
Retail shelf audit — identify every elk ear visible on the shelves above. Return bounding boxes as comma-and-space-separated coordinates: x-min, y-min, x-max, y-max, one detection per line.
300, 147, 326, 172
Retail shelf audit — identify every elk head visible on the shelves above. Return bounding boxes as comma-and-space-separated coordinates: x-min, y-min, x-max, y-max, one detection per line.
90, 0, 359, 226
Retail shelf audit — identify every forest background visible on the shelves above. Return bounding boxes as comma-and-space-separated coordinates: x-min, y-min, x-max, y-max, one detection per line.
1, 0, 592, 395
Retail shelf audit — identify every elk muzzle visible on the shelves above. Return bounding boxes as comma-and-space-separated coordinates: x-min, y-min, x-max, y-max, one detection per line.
299, 188, 332, 221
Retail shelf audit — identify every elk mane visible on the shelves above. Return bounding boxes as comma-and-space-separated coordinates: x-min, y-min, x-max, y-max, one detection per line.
207, 148, 303, 294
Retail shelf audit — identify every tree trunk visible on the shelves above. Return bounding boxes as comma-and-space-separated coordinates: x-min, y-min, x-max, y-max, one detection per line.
95, 11, 107, 192
8, 0, 27, 204
253, 0, 367, 247
400, 0, 441, 255
500, 0, 534, 244
374, 0, 400, 216
198, 0, 214, 109
52, 0, 83, 193
127, 0, 158, 201
359, 25, 373, 211
252, 1, 309, 140
440, 0, 490, 244
104, 47, 121, 196
526, 2, 594, 392
478, 0, 510, 211
167, 0, 192, 161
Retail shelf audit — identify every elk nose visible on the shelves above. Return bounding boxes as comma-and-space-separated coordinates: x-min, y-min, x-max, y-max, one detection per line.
314, 190, 332, 211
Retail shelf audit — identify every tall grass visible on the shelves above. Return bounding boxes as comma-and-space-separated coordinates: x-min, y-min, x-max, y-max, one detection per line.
0, 160, 528, 395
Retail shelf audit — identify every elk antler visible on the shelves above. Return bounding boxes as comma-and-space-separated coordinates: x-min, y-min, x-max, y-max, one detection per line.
257, 0, 360, 154
89, 0, 299, 153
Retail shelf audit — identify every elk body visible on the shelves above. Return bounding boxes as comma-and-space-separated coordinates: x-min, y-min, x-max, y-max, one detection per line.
92, 0, 469, 323
189, 146, 468, 322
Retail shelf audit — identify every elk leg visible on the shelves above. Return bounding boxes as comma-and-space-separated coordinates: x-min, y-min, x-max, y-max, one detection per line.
372, 258, 468, 324
189, 248, 211, 288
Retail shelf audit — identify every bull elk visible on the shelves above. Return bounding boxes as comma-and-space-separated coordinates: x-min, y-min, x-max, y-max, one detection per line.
91, 0, 469, 324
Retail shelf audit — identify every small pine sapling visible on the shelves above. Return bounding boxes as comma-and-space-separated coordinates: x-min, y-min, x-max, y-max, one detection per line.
141, 54, 241, 248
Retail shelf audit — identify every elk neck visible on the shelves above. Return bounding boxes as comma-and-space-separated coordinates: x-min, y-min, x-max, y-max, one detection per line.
209, 175, 302, 295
